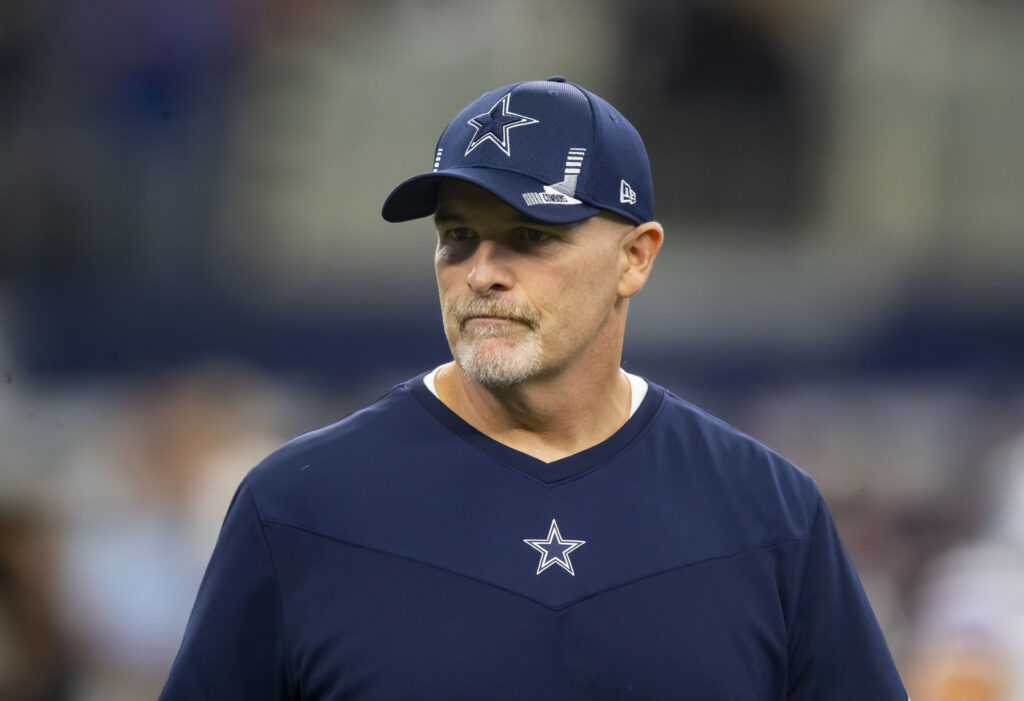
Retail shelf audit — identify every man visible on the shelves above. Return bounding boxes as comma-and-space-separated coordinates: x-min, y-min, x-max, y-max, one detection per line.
161, 77, 906, 699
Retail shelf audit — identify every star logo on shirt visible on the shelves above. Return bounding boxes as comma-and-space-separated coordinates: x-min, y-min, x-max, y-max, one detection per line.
524, 519, 585, 576
465, 93, 539, 157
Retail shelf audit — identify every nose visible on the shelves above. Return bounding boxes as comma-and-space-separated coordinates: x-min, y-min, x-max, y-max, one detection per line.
466, 240, 513, 295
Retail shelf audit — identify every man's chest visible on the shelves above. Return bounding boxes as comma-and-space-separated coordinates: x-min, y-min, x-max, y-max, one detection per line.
264, 520, 797, 700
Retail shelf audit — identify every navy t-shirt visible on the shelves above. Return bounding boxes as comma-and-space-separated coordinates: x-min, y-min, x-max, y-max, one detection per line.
161, 374, 906, 699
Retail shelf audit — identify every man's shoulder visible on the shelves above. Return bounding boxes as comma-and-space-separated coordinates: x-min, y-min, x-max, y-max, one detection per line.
245, 374, 432, 493
649, 381, 822, 526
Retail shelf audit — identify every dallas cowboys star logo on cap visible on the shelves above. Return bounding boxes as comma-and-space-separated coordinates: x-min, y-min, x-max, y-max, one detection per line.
465, 92, 539, 157
524, 519, 585, 576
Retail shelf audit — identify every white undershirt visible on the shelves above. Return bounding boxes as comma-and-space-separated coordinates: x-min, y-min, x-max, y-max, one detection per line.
422, 365, 649, 419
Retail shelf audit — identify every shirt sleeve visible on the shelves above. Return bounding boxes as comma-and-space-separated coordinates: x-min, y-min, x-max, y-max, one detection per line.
787, 495, 907, 700
160, 478, 297, 700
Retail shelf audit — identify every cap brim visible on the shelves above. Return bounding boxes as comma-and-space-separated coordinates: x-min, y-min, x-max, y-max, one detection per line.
381, 168, 600, 224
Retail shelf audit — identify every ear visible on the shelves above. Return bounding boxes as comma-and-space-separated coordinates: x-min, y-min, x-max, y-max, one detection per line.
617, 221, 664, 298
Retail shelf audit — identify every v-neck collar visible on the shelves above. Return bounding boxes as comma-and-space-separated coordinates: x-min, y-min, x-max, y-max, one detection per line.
406, 371, 665, 484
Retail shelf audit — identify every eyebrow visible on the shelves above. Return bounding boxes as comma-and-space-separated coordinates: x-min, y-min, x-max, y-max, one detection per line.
433, 211, 463, 225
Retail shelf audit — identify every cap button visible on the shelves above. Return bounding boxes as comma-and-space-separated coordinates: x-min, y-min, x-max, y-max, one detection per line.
546, 76, 567, 83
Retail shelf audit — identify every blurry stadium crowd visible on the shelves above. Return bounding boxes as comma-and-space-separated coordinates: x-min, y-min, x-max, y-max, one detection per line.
2, 0, 1024, 699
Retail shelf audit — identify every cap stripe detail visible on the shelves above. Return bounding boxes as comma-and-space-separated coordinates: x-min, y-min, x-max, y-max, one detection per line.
521, 147, 588, 208
561, 148, 585, 181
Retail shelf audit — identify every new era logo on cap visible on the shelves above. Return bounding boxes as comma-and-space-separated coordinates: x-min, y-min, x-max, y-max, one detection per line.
381, 77, 654, 225
620, 180, 637, 205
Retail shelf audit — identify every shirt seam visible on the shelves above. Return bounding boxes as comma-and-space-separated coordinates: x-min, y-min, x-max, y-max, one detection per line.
249, 487, 302, 700
788, 493, 823, 661
262, 516, 809, 612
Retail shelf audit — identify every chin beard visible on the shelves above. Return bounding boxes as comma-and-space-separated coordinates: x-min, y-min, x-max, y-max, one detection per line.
453, 330, 543, 390
447, 297, 543, 389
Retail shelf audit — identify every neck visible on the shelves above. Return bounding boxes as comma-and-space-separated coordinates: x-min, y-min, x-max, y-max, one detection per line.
434, 356, 632, 463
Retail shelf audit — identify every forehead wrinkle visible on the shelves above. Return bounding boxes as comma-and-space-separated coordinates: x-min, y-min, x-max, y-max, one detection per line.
435, 204, 532, 237
441, 200, 577, 231
436, 182, 625, 236
508, 212, 566, 229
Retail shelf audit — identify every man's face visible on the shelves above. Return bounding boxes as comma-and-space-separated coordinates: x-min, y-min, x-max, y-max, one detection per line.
434, 180, 632, 389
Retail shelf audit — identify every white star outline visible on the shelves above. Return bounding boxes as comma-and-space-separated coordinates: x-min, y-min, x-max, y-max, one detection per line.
523, 519, 586, 576
464, 93, 539, 157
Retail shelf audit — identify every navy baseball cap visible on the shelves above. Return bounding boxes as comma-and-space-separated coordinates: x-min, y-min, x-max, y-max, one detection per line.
382, 77, 654, 225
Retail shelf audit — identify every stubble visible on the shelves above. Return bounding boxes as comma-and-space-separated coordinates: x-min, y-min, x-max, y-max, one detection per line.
447, 297, 543, 389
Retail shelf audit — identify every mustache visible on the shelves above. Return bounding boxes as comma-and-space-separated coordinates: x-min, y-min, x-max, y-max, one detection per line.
453, 298, 540, 330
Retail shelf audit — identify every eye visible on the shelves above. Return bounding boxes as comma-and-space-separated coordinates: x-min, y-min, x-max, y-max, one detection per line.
441, 227, 475, 243
516, 227, 555, 244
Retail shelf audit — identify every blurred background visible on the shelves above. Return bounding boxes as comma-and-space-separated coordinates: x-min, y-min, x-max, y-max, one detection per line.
1, 0, 1023, 698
